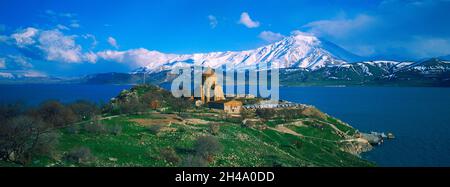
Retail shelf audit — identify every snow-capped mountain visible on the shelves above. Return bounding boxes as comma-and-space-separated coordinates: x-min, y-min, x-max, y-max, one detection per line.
330, 61, 414, 77
134, 32, 359, 73
279, 58, 450, 86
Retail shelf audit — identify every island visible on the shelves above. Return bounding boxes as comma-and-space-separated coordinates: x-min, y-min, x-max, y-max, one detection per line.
0, 77, 380, 167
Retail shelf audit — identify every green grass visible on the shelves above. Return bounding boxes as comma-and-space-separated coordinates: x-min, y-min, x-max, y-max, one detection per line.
1, 112, 374, 167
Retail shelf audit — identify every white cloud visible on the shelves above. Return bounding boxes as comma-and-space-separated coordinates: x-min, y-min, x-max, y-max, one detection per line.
0, 55, 33, 70
44, 9, 77, 19
0, 72, 14, 79
11, 27, 39, 47
208, 15, 218, 29
0, 70, 47, 79
8, 55, 33, 68
259, 31, 285, 43
238, 12, 260, 28
97, 48, 172, 68
56, 24, 70, 30
22, 70, 47, 78
8, 28, 98, 64
0, 58, 5, 69
69, 20, 81, 28
303, 14, 376, 39
84, 51, 98, 63
70, 23, 80, 28
107, 36, 119, 49
37, 29, 84, 63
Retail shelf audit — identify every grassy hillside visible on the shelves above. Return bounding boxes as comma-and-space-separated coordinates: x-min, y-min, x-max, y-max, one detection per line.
0, 85, 374, 167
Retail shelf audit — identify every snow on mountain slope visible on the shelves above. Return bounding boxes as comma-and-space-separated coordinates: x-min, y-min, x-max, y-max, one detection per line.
408, 59, 450, 74
320, 61, 414, 78
134, 32, 354, 73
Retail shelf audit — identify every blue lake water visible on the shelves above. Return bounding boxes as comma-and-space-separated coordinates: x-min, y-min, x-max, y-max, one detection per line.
1, 84, 450, 166
281, 87, 450, 167
0, 84, 132, 105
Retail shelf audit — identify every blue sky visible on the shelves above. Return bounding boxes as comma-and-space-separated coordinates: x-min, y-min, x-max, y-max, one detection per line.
1, 0, 450, 77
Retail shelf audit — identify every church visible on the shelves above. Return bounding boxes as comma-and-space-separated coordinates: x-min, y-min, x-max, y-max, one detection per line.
192, 68, 243, 114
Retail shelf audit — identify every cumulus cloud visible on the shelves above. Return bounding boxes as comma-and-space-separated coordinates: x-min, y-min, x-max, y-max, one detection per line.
84, 51, 98, 63
259, 31, 285, 43
238, 12, 260, 28
11, 27, 39, 47
208, 15, 218, 29
37, 29, 84, 63
107, 36, 119, 49
97, 48, 172, 68
290, 30, 315, 37
8, 27, 97, 64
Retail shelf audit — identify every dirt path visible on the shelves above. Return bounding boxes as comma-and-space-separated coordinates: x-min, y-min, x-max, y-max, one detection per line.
269, 125, 304, 137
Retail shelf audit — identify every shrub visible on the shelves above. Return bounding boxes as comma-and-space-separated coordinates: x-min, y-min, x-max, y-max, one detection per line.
108, 124, 122, 136
32, 100, 77, 127
33, 131, 60, 158
69, 100, 99, 121
0, 102, 26, 124
66, 125, 80, 134
66, 147, 95, 164
240, 109, 254, 119
160, 147, 181, 165
194, 136, 223, 160
167, 97, 191, 115
255, 108, 275, 120
118, 97, 147, 114
0, 115, 54, 165
209, 123, 220, 135
277, 108, 301, 121
148, 125, 163, 135
301, 107, 327, 119
85, 121, 106, 134
181, 155, 208, 167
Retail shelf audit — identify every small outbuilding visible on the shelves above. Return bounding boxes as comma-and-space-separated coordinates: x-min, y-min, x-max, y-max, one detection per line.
208, 100, 243, 114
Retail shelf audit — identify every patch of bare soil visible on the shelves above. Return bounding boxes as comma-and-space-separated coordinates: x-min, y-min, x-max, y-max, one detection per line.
269, 125, 303, 137
129, 113, 183, 126
184, 118, 211, 125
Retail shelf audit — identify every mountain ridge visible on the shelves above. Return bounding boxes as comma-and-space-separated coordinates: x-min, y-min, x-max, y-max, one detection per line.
131, 32, 357, 73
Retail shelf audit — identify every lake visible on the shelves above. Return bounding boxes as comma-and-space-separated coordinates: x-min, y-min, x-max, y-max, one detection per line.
0, 84, 132, 105
1, 84, 450, 167
281, 86, 450, 167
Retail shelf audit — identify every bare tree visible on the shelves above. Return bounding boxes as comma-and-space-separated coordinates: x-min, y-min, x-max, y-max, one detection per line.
0, 116, 56, 165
